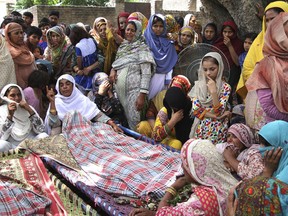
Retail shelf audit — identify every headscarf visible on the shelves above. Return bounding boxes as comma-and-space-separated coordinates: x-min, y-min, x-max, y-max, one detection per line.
235, 176, 288, 216
91, 17, 107, 43
46, 26, 71, 68
4, 23, 34, 65
91, 17, 117, 74
202, 22, 218, 45
127, 12, 148, 33
163, 87, 193, 144
246, 12, 288, 114
169, 75, 192, 95
112, 20, 155, 71
183, 13, 194, 27
54, 74, 101, 121
165, 14, 179, 34
0, 84, 40, 141
117, 12, 130, 38
181, 139, 238, 215
5, 23, 36, 88
237, 1, 288, 99
189, 52, 224, 107
228, 123, 255, 148
144, 14, 178, 74
178, 26, 194, 46
0, 34, 16, 88
259, 120, 288, 184
213, 20, 244, 66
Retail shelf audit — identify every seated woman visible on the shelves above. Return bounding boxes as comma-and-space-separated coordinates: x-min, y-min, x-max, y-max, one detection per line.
44, 26, 74, 83
216, 123, 264, 180
87, 72, 128, 127
136, 75, 191, 138
129, 139, 238, 216
174, 26, 194, 54
5, 22, 37, 89
110, 20, 155, 130
0, 84, 47, 152
189, 52, 231, 144
152, 87, 193, 150
228, 120, 288, 216
45, 74, 122, 135
245, 12, 288, 132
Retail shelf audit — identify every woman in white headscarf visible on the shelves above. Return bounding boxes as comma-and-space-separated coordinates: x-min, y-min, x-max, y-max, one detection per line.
45, 74, 122, 134
0, 84, 47, 151
189, 52, 231, 144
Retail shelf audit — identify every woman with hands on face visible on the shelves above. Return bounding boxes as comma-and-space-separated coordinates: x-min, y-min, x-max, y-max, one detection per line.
0, 84, 47, 151
87, 72, 128, 127
45, 74, 123, 135
216, 123, 264, 180
189, 52, 231, 144
152, 87, 193, 150
130, 139, 238, 216
226, 120, 288, 216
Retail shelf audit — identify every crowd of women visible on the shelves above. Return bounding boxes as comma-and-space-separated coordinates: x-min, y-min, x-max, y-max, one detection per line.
0, 0, 287, 215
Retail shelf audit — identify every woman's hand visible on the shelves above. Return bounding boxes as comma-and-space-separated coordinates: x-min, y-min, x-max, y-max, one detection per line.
7, 102, 17, 120
226, 182, 241, 216
171, 176, 190, 190
82, 67, 91, 76
224, 160, 235, 172
170, 109, 184, 125
135, 93, 146, 111
98, 80, 111, 96
217, 111, 231, 120
109, 69, 117, 83
19, 100, 35, 115
262, 147, 283, 177
46, 86, 55, 102
206, 76, 217, 94
129, 208, 156, 216
223, 36, 232, 47
107, 120, 123, 133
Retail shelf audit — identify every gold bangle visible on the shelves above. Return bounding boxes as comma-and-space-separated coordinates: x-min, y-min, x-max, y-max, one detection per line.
165, 186, 177, 197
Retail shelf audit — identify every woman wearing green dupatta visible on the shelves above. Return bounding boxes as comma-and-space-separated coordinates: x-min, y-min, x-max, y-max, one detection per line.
110, 20, 155, 130
44, 26, 74, 83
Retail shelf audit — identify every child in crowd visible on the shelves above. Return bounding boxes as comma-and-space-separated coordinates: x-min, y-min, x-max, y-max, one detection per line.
189, 52, 231, 144
216, 123, 264, 180
25, 26, 42, 53
33, 45, 44, 60
239, 32, 257, 69
38, 19, 50, 52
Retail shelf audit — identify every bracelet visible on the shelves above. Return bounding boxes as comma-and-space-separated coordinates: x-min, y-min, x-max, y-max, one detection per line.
165, 186, 177, 197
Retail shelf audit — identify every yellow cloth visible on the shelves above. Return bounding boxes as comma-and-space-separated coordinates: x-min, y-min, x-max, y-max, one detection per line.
136, 121, 153, 137
236, 1, 288, 99
152, 90, 166, 111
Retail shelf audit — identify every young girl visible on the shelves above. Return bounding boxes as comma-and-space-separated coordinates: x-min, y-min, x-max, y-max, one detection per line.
144, 14, 178, 100
189, 52, 231, 144
0, 84, 47, 151
69, 25, 100, 93
216, 123, 264, 180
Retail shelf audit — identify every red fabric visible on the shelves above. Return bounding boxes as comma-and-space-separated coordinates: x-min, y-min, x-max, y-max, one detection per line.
117, 12, 130, 38
214, 21, 244, 66
0, 154, 67, 215
195, 186, 219, 216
